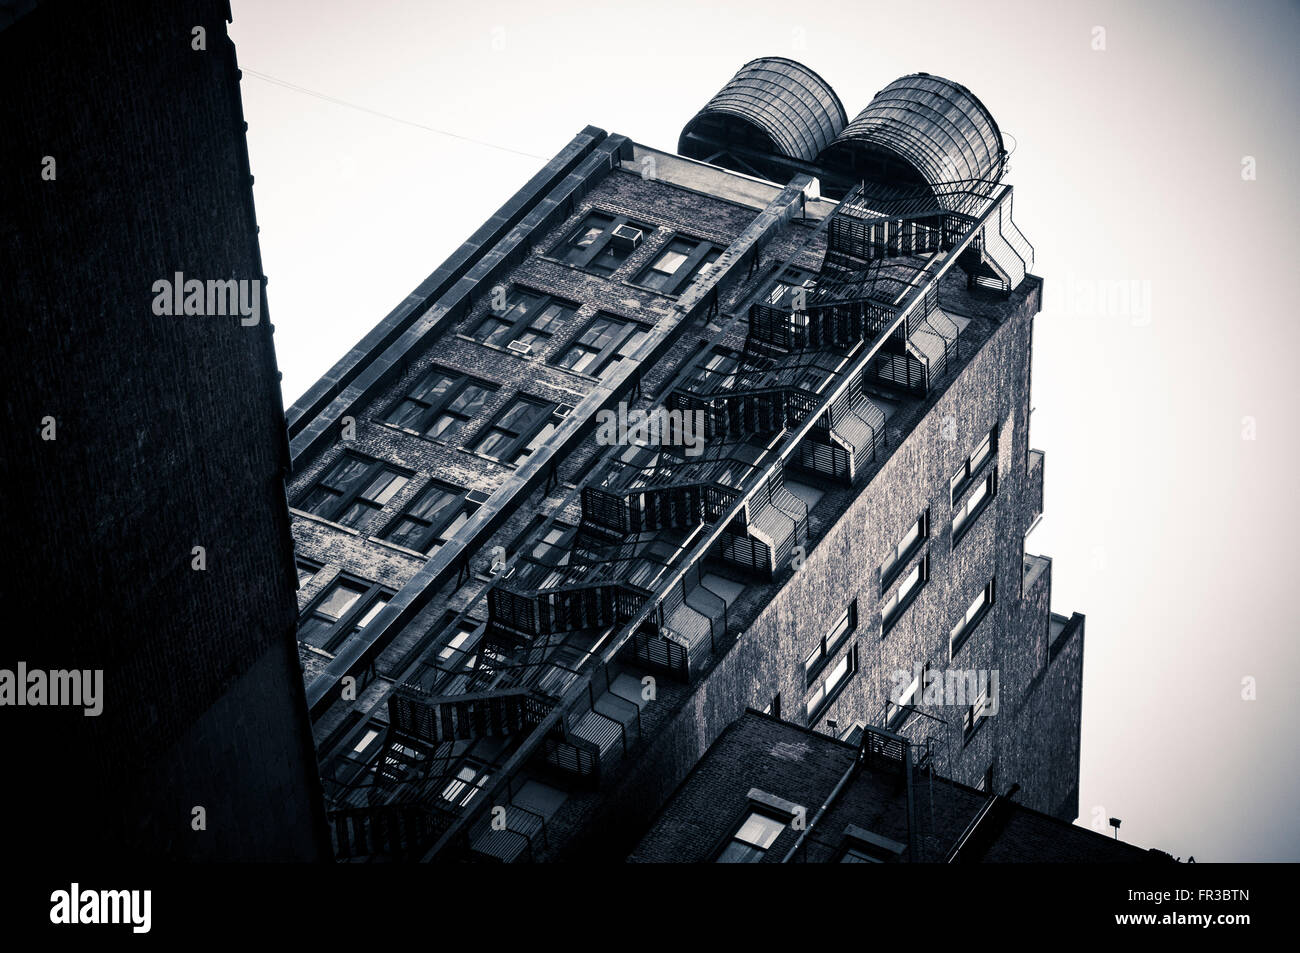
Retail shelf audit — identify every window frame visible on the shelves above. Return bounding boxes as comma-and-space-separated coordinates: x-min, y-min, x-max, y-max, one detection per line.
470, 287, 577, 355
950, 425, 998, 505
805, 642, 859, 725
298, 453, 411, 529
471, 395, 560, 465
295, 558, 322, 590
804, 601, 859, 686
381, 481, 480, 556
765, 266, 819, 312
550, 210, 651, 275
962, 683, 994, 745
714, 809, 787, 863
762, 693, 781, 719
383, 366, 497, 440
952, 468, 998, 546
888, 661, 929, 731
835, 826, 907, 863
440, 759, 492, 809
297, 575, 394, 654
552, 312, 648, 378
950, 577, 996, 658
881, 553, 929, 636
880, 509, 930, 593
631, 233, 723, 296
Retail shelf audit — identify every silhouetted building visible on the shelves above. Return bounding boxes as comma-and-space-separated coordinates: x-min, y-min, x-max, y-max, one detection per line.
283, 57, 1083, 862
0, 0, 329, 859
630, 711, 1162, 863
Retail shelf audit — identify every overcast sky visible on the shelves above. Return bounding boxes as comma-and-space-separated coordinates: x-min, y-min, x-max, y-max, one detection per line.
230, 0, 1300, 861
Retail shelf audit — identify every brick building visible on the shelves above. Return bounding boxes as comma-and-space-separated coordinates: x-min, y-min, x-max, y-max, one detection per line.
630, 711, 1162, 863
0, 0, 329, 859
282, 57, 1085, 862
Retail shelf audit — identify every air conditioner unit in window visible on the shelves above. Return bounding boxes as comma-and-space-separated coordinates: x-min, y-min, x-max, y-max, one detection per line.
610, 224, 643, 251
507, 340, 532, 355
466, 490, 491, 505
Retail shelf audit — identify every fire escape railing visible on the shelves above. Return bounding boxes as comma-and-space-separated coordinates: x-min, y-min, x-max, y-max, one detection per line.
330, 180, 1030, 863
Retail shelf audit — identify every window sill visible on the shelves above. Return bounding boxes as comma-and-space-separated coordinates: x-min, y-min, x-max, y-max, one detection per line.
366, 535, 430, 560
623, 277, 682, 299
455, 332, 547, 362
289, 508, 363, 537
535, 252, 627, 282
374, 420, 459, 448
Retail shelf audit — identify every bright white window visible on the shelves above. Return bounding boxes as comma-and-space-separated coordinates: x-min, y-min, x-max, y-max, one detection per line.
716, 811, 786, 863
881, 511, 927, 586
951, 580, 995, 656
952, 471, 996, 537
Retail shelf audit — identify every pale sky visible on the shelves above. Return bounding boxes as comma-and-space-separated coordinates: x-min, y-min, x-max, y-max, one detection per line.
230, 0, 1300, 861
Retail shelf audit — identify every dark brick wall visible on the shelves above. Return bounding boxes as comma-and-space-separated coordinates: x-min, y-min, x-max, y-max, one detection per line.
0, 0, 327, 859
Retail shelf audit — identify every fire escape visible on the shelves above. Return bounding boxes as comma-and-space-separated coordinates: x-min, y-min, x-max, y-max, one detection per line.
322, 177, 1032, 863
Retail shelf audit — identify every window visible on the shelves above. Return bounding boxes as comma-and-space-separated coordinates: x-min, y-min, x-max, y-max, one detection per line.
716, 810, 786, 863
551, 211, 649, 275
297, 577, 393, 653
699, 346, 742, 390
766, 267, 818, 310
353, 728, 380, 755
440, 762, 491, 808
438, 619, 483, 670
963, 683, 994, 743
837, 827, 906, 863
803, 601, 858, 685
295, 560, 321, 589
471, 288, 576, 354
383, 482, 479, 555
889, 662, 928, 731
805, 643, 859, 724
299, 454, 409, 529
882, 554, 929, 635
880, 510, 929, 592
318, 710, 364, 760
633, 236, 722, 295
950, 426, 998, 504
952, 469, 997, 544
950, 578, 995, 657
553, 313, 649, 378
473, 396, 559, 465
384, 367, 495, 440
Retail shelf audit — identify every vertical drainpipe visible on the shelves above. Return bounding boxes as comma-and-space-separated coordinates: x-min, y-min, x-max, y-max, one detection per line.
904, 739, 919, 862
